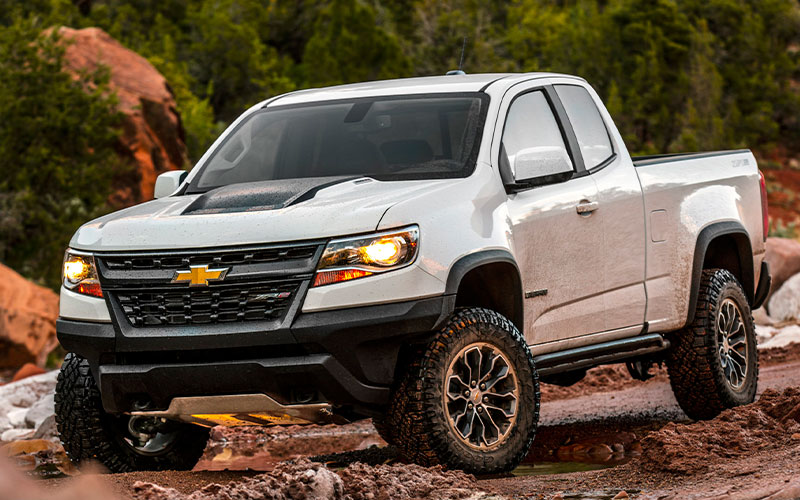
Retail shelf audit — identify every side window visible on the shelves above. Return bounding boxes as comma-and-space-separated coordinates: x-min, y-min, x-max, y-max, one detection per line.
555, 85, 614, 170
501, 90, 574, 183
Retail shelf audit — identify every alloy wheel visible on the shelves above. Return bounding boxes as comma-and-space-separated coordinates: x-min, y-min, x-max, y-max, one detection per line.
716, 298, 749, 390
444, 342, 519, 450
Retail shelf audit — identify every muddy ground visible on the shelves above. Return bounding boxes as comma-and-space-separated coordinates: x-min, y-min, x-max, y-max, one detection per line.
21, 343, 800, 499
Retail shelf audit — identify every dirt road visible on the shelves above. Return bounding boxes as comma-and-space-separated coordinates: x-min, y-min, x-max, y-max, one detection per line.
37, 352, 800, 499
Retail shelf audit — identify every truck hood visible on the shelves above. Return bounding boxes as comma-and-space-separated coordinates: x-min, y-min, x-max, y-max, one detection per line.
70, 177, 448, 251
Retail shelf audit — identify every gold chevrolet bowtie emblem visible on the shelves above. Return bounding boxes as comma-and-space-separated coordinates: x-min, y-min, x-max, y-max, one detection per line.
171, 265, 229, 287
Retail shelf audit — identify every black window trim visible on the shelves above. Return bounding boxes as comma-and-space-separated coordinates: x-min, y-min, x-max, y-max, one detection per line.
498, 84, 588, 192
553, 83, 617, 175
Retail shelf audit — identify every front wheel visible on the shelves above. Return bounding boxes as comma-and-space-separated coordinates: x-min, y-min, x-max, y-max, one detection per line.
55, 353, 210, 472
666, 268, 758, 420
384, 307, 540, 474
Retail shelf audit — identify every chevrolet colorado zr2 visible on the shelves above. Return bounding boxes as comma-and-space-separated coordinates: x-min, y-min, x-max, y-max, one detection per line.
55, 73, 771, 474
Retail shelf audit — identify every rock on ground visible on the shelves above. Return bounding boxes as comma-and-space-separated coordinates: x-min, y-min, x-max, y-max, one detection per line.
24, 393, 54, 430
752, 306, 774, 326
338, 462, 481, 500
133, 459, 343, 500
639, 387, 800, 474
0, 371, 57, 436
0, 263, 59, 368
768, 273, 800, 322
131, 458, 490, 500
58, 27, 189, 206
757, 325, 800, 349
764, 237, 800, 305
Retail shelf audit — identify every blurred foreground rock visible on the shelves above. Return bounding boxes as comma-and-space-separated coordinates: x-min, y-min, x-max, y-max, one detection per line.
59, 27, 188, 206
0, 264, 58, 368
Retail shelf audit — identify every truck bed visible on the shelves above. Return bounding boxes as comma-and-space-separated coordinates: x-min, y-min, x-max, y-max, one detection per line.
631, 147, 764, 333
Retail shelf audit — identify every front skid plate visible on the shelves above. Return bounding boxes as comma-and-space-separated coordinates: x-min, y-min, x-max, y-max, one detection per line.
129, 393, 349, 427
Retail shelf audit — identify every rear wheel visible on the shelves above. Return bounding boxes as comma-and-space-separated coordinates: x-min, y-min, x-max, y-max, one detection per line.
384, 307, 539, 474
666, 269, 758, 420
55, 353, 209, 472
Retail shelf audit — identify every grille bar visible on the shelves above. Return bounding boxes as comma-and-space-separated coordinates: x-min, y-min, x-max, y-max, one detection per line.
100, 244, 319, 271
97, 242, 321, 329
113, 280, 301, 327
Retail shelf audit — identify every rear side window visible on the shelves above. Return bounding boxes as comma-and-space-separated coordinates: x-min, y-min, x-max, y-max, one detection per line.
555, 85, 614, 170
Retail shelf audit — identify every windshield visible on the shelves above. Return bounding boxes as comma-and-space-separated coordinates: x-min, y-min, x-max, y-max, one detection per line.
187, 93, 488, 193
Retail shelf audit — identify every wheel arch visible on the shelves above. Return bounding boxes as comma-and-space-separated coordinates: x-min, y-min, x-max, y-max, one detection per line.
445, 250, 524, 332
687, 221, 754, 325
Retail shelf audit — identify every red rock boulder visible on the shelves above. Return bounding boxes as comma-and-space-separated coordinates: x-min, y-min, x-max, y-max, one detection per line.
765, 237, 800, 305
58, 27, 189, 206
0, 264, 59, 368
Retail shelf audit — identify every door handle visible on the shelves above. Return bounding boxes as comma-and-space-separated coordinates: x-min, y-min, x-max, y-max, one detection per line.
576, 200, 599, 215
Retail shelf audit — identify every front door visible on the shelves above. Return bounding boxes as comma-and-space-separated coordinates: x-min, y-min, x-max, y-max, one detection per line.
501, 86, 607, 345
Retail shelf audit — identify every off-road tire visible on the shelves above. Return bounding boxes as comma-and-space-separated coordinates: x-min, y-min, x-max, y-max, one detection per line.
384, 307, 540, 474
666, 268, 758, 420
55, 353, 210, 472
371, 416, 393, 444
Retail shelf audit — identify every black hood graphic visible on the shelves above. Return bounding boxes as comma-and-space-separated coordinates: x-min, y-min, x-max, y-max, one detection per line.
182, 176, 360, 215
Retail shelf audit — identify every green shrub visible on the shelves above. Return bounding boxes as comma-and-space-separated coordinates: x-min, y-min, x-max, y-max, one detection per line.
0, 14, 123, 289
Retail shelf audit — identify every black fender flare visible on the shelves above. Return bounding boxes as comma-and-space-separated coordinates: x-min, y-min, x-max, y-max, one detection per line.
444, 249, 525, 330
686, 221, 754, 325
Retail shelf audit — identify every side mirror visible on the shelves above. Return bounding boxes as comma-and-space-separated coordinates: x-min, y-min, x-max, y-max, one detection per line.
154, 171, 188, 199
512, 146, 573, 183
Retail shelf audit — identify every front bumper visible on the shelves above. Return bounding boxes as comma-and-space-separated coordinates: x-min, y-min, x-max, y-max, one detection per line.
57, 295, 454, 416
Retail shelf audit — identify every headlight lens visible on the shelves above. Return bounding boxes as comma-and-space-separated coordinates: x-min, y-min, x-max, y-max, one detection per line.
313, 226, 419, 287
63, 250, 103, 298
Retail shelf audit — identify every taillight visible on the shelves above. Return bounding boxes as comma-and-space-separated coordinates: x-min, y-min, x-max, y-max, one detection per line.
759, 170, 769, 241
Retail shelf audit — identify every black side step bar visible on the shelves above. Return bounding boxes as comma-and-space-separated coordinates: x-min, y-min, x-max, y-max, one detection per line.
533, 333, 671, 376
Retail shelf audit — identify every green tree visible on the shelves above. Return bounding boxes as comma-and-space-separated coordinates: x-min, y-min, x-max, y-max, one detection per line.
0, 15, 123, 288
409, 0, 513, 75
187, 0, 295, 122
302, 0, 412, 86
670, 20, 730, 152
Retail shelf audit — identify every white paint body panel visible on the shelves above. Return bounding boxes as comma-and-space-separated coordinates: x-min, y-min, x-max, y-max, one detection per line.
636, 153, 765, 332
60, 287, 111, 322
60, 73, 766, 351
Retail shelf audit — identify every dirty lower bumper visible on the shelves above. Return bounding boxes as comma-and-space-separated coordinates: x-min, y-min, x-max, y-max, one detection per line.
57, 295, 453, 415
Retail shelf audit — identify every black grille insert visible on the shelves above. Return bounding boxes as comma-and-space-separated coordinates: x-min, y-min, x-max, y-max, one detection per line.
101, 245, 318, 271
113, 281, 301, 327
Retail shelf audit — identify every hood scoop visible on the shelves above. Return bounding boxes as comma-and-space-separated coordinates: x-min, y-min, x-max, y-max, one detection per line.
182, 176, 360, 215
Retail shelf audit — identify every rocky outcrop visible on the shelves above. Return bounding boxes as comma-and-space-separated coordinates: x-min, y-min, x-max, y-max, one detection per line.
769, 273, 800, 322
0, 370, 58, 441
765, 237, 800, 305
58, 27, 188, 206
0, 264, 59, 368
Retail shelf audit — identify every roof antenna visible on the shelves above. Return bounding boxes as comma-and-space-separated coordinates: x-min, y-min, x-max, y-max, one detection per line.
446, 37, 468, 76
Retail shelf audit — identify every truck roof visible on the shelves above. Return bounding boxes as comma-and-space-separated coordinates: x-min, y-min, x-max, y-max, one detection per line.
265, 72, 585, 107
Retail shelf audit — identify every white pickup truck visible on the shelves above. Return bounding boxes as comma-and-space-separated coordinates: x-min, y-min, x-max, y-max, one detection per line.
55, 73, 771, 474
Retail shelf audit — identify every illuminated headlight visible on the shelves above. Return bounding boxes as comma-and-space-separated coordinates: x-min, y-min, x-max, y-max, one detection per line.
313, 226, 419, 287
63, 250, 103, 298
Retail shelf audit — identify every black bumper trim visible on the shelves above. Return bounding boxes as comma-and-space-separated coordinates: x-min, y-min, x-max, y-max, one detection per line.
57, 295, 454, 414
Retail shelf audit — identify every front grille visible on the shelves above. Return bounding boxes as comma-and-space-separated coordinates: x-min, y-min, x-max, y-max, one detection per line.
113, 280, 301, 327
101, 245, 318, 271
